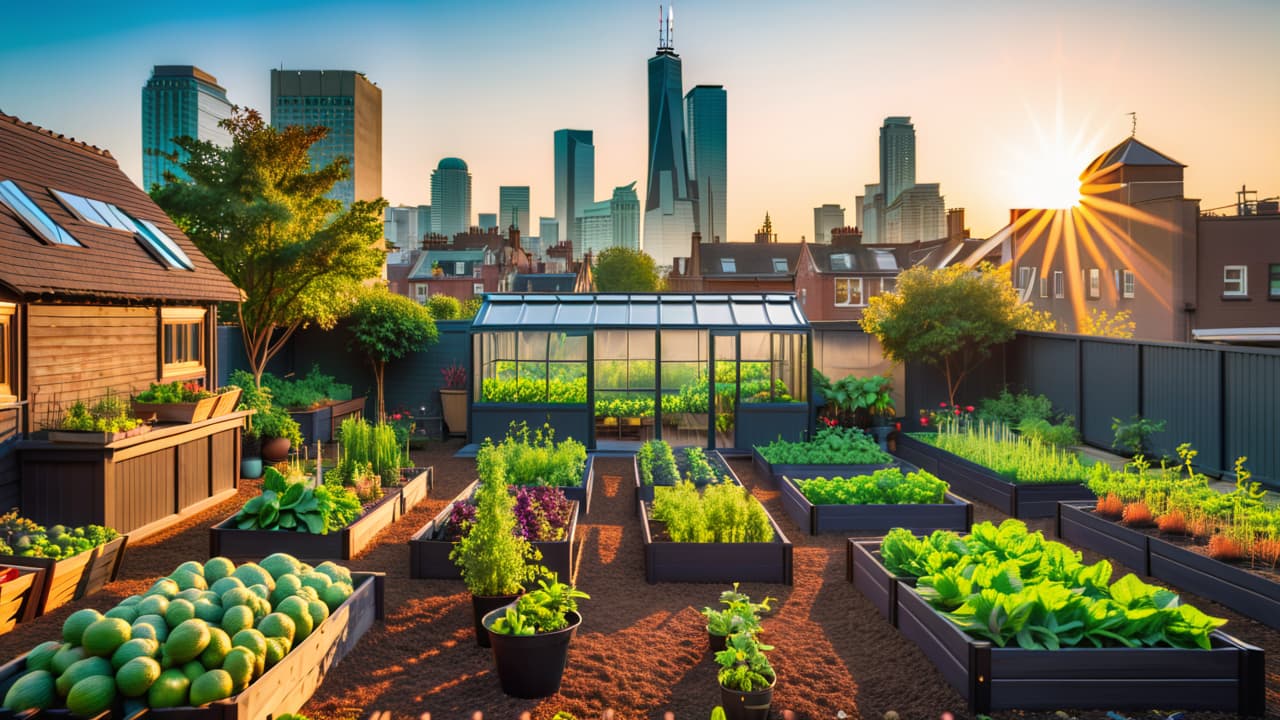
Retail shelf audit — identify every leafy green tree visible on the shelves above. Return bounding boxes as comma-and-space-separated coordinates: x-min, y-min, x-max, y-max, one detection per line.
151, 108, 386, 387
425, 294, 461, 320
594, 247, 663, 292
346, 286, 439, 420
861, 263, 1022, 407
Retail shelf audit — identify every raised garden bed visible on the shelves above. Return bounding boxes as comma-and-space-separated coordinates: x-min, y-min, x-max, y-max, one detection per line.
288, 396, 367, 447
781, 474, 971, 536
398, 466, 433, 514
846, 539, 909, 626
634, 449, 736, 511
46, 424, 151, 445
0, 571, 385, 719
0, 565, 46, 635
850, 538, 1266, 715
894, 433, 1092, 518
639, 474, 793, 585
133, 387, 242, 425
751, 446, 898, 486
408, 479, 578, 581
1057, 500, 1280, 631
209, 472, 430, 561
0, 535, 127, 616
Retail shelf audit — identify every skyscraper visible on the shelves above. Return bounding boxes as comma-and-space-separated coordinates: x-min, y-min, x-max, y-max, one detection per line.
141, 66, 232, 189
813, 204, 845, 245
575, 182, 641, 259
384, 205, 418, 247
271, 69, 382, 206
478, 212, 497, 230
417, 205, 432, 240
554, 129, 594, 245
498, 186, 530, 233
879, 116, 916, 207
643, 9, 698, 268
430, 157, 472, 238
685, 85, 726, 244
538, 216, 560, 257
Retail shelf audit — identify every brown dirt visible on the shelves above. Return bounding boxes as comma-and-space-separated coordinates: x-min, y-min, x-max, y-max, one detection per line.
0, 443, 1276, 720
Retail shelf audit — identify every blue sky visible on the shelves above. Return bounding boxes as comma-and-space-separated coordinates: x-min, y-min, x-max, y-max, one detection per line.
2, 0, 1278, 240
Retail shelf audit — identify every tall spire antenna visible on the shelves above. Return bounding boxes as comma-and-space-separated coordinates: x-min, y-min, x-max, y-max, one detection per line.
668, 5, 674, 50
658, 5, 664, 49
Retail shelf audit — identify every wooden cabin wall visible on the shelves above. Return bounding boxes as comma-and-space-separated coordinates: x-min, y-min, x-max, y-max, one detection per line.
0, 408, 17, 511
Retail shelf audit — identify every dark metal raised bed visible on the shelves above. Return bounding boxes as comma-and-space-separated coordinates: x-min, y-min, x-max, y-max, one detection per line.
894, 433, 1093, 518
407, 479, 578, 581
0, 535, 127, 616
846, 539, 910, 626
1058, 501, 1280, 631
851, 540, 1266, 715
287, 396, 368, 447
0, 571, 385, 719
634, 450, 740, 512
750, 446, 898, 487
781, 476, 971, 536
209, 472, 430, 561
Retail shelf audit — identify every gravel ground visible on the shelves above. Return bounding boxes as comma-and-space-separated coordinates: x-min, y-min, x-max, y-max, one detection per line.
0, 441, 1275, 720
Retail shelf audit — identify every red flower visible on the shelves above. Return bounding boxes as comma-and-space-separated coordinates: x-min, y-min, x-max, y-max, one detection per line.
920, 417, 929, 426
954, 408, 961, 415
939, 402, 947, 408
895, 422, 902, 431
965, 405, 974, 413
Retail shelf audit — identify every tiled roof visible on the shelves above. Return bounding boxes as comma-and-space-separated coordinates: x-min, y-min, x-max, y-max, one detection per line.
0, 112, 241, 302
409, 249, 485, 280
699, 243, 802, 276
807, 244, 904, 274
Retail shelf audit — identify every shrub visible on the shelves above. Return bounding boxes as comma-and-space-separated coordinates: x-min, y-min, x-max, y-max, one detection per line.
426, 293, 462, 320
493, 423, 587, 488
1016, 417, 1081, 447
976, 390, 1053, 426
449, 442, 541, 596
1111, 414, 1167, 457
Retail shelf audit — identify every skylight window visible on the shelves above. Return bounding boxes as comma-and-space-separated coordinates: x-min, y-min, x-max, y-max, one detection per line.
720, 258, 737, 273
50, 187, 194, 270
830, 253, 851, 271
132, 217, 195, 271
0, 180, 82, 246
772, 258, 788, 272
871, 250, 897, 270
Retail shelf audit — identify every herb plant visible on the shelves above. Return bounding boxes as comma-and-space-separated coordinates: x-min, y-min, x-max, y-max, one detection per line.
755, 426, 892, 466
1111, 414, 1167, 457
487, 572, 589, 636
134, 381, 214, 403
714, 631, 775, 692
796, 468, 948, 505
58, 392, 141, 433
637, 440, 680, 487
493, 422, 587, 488
921, 421, 1091, 484
701, 583, 776, 638
650, 481, 774, 543
260, 366, 352, 409
450, 442, 542, 597
334, 417, 405, 488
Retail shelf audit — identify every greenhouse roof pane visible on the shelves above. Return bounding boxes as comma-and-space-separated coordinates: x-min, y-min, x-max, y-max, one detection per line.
472, 293, 807, 329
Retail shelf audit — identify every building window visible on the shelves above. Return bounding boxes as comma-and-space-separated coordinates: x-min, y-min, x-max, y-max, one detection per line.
415, 284, 428, 301
0, 304, 13, 401
720, 258, 736, 273
830, 253, 852, 271
1017, 266, 1035, 290
1087, 268, 1100, 299
1223, 265, 1247, 296
0, 180, 81, 247
834, 278, 863, 306
772, 258, 788, 273
1039, 276, 1048, 298
1122, 270, 1136, 299
1270, 264, 1280, 298
1053, 271, 1064, 298
160, 307, 205, 380
455, 261, 466, 275
881, 277, 896, 294
473, 283, 485, 295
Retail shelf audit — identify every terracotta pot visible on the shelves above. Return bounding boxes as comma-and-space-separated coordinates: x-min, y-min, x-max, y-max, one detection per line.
260, 436, 291, 463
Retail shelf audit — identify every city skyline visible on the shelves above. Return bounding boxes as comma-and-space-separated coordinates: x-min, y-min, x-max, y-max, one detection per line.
2, 0, 1277, 243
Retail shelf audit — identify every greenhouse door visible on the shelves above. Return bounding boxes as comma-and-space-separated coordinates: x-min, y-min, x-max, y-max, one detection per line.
711, 333, 738, 449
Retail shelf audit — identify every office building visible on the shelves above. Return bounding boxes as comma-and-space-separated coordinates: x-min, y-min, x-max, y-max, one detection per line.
879, 116, 916, 207
554, 129, 594, 245
416, 205, 432, 242
685, 85, 726, 243
430, 157, 472, 238
141, 66, 232, 189
478, 212, 497, 231
884, 184, 945, 244
575, 182, 642, 259
499, 186, 530, 234
643, 10, 698, 268
535, 216, 559, 257
270, 69, 382, 206
814, 204, 845, 245
384, 205, 418, 248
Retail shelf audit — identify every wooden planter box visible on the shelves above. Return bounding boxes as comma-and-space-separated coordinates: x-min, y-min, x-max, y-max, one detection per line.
639, 474, 793, 585
210, 487, 404, 561
635, 450, 739, 510
0, 565, 47, 635
1058, 502, 1280, 631
329, 397, 367, 438
47, 424, 152, 445
751, 446, 897, 486
0, 571, 385, 719
407, 480, 578, 581
398, 467, 433, 515
781, 476, 971, 536
894, 433, 1093, 518
211, 387, 243, 418
132, 395, 219, 425
0, 535, 127, 616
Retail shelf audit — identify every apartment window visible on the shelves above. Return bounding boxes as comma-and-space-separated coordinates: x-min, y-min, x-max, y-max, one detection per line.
881, 277, 897, 294
1122, 270, 1136, 299
1053, 271, 1064, 298
720, 258, 737, 273
1223, 265, 1247, 296
1270, 264, 1280, 298
1017, 266, 1035, 290
0, 304, 13, 401
473, 283, 485, 295
455, 261, 466, 275
160, 307, 205, 380
834, 278, 863, 306
771, 258, 788, 273
1087, 268, 1101, 299
1039, 276, 1048, 298
415, 284, 428, 301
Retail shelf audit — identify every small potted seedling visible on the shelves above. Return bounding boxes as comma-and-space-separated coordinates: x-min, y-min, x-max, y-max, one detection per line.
701, 583, 775, 653
482, 570, 588, 698
715, 631, 776, 720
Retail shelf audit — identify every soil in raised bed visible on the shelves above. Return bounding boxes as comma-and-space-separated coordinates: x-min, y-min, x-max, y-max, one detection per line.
1111, 514, 1280, 585
0, 444, 1276, 719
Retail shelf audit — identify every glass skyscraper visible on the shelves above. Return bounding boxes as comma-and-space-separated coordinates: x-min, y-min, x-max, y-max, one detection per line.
498, 185, 530, 234
554, 129, 594, 246
644, 15, 698, 268
270, 69, 382, 206
879, 116, 916, 207
574, 182, 641, 259
430, 157, 472, 239
685, 85, 726, 243
141, 66, 231, 189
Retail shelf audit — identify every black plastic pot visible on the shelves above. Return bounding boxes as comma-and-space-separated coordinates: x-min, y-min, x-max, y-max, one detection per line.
708, 630, 727, 654
720, 677, 775, 720
471, 593, 519, 648
484, 607, 581, 698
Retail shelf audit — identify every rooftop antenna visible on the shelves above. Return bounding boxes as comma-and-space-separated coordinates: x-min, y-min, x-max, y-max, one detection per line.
668, 5, 674, 49
1127, 111, 1136, 137
658, 5, 664, 49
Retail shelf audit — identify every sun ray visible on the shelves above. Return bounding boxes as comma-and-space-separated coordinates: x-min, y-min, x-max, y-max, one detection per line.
1075, 205, 1173, 311
1078, 194, 1182, 233
1011, 209, 1056, 266
1062, 207, 1086, 333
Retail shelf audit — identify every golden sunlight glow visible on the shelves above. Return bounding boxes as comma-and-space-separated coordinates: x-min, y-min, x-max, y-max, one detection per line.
1001, 88, 1105, 210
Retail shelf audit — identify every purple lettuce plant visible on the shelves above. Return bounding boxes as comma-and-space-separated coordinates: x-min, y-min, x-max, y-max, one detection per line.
441, 500, 477, 542
442, 486, 571, 543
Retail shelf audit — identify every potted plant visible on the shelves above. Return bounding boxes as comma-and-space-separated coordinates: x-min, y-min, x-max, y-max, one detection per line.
715, 631, 776, 720
701, 583, 775, 653
50, 393, 149, 444
440, 363, 468, 436
230, 370, 301, 465
482, 572, 588, 698
450, 441, 541, 647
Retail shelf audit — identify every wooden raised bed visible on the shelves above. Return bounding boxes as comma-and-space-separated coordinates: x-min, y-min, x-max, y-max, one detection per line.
1058, 501, 1280, 631
210, 486, 405, 562
133, 387, 241, 425
751, 446, 897, 486
398, 467, 433, 515
852, 541, 1266, 715
408, 479, 578, 581
0, 571, 385, 719
0, 535, 127, 616
639, 474, 793, 585
0, 565, 46, 635
893, 433, 1092, 518
47, 424, 151, 445
781, 475, 971, 536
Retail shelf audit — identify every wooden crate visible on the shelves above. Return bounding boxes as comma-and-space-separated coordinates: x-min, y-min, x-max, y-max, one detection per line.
0, 535, 127, 616
210, 488, 404, 562
132, 395, 220, 424
0, 565, 46, 635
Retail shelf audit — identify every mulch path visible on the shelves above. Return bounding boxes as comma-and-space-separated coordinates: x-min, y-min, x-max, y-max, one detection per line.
0, 442, 1276, 719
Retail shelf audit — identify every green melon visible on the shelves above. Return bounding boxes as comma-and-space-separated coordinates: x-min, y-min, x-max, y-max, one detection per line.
231, 563, 274, 591
171, 569, 208, 592
259, 553, 302, 580
24, 640, 63, 673
165, 598, 197, 629
2, 668, 55, 711
275, 596, 313, 641
194, 598, 224, 624
181, 660, 206, 681
204, 557, 236, 583
250, 595, 271, 622
111, 638, 160, 670
115, 656, 162, 697
136, 594, 170, 618
221, 647, 255, 692
314, 561, 352, 585
307, 599, 329, 629
300, 572, 332, 595
173, 560, 205, 578
220, 604, 254, 636
81, 617, 132, 657
246, 583, 270, 601
220, 586, 254, 609
50, 644, 86, 675
263, 636, 290, 669
189, 668, 234, 706
65, 674, 117, 716
148, 577, 180, 599
62, 608, 103, 644
129, 621, 158, 643
117, 594, 144, 607
230, 628, 267, 661
321, 582, 353, 611
164, 619, 211, 664
55, 656, 112, 697
175, 587, 204, 604
104, 605, 139, 624
256, 613, 295, 644
268, 573, 303, 606
200, 627, 232, 670
295, 585, 320, 603
209, 576, 244, 597
147, 668, 190, 708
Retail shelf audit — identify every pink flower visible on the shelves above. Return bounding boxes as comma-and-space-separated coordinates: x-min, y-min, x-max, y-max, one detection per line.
965, 405, 974, 413
954, 408, 961, 415
920, 417, 929, 426
895, 422, 902, 431
939, 402, 947, 408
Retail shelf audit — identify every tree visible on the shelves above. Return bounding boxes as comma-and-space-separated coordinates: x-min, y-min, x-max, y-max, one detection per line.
151, 108, 386, 387
1080, 308, 1135, 338
594, 247, 663, 292
425, 294, 461, 320
860, 263, 1022, 407
346, 286, 439, 421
